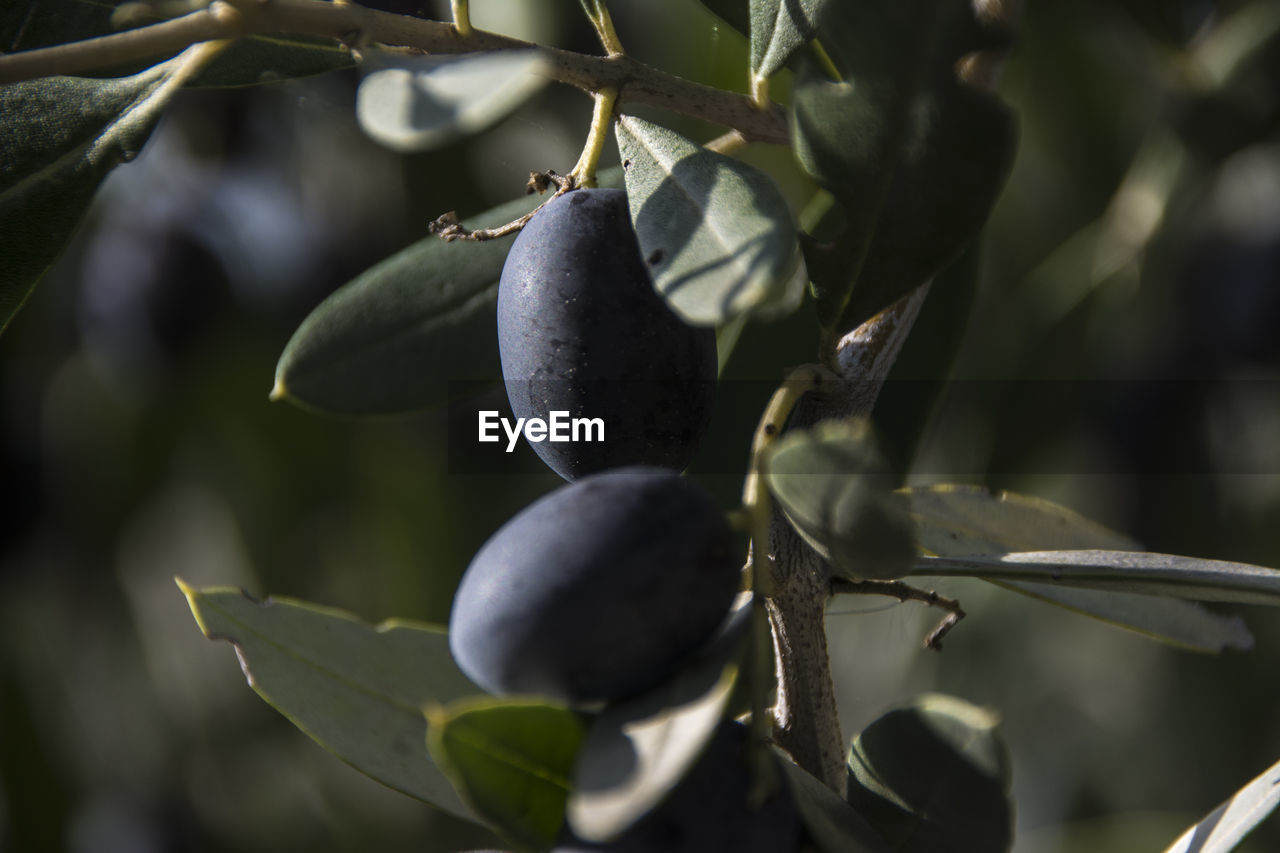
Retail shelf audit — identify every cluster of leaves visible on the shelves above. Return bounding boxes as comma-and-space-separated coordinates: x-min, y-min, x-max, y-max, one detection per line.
4, 0, 1280, 851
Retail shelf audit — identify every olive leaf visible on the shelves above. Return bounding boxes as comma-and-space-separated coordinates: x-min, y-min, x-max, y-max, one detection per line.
427, 699, 585, 851
846, 694, 1012, 853
750, 0, 824, 81
1163, 755, 1280, 853
180, 581, 484, 822
764, 419, 917, 581
1, 57, 182, 334
616, 114, 806, 326
567, 595, 751, 842
910, 550, 1280, 606
356, 50, 548, 153
273, 169, 620, 415
902, 484, 1253, 652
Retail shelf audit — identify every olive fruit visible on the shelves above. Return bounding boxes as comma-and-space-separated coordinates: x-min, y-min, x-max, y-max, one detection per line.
448, 467, 739, 704
497, 187, 717, 481
554, 721, 804, 852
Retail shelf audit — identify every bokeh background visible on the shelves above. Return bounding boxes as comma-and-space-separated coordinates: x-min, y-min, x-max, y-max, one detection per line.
2, 0, 1279, 850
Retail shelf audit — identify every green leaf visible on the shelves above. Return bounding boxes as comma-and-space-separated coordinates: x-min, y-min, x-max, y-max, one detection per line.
904, 484, 1254, 652
355, 51, 548, 153
765, 419, 917, 580
179, 581, 483, 822
846, 693, 1012, 853
750, 0, 823, 80
910, 551, 1280, 606
616, 114, 805, 326
792, 0, 1015, 332
1163, 755, 1280, 853
904, 483, 1143, 555
274, 169, 624, 414
1, 57, 182, 334
428, 699, 585, 851
568, 594, 751, 842
774, 752, 889, 853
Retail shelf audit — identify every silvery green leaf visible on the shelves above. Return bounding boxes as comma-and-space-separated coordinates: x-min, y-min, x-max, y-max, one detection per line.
357, 51, 548, 153
1163, 756, 1280, 853
616, 114, 805, 325
750, 0, 823, 80
568, 595, 751, 842
912, 550, 1280, 605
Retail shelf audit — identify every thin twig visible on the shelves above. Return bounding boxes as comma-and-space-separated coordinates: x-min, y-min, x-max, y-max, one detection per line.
0, 0, 788, 145
427, 171, 575, 241
831, 578, 967, 650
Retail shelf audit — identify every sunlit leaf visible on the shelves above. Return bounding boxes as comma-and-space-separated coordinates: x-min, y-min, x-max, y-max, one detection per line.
911, 550, 1280, 606
904, 484, 1254, 652
904, 483, 1142, 555
616, 114, 805, 325
1, 58, 181, 334
847, 694, 1012, 853
750, 0, 823, 80
568, 594, 751, 842
1163, 755, 1280, 853
356, 51, 547, 153
775, 752, 889, 853
765, 419, 917, 580
179, 581, 483, 822
428, 699, 584, 850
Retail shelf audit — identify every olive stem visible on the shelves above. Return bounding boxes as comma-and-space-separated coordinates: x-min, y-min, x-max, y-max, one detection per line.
570, 87, 618, 188
0, 0, 788, 145
740, 363, 832, 802
450, 0, 471, 37
830, 578, 967, 650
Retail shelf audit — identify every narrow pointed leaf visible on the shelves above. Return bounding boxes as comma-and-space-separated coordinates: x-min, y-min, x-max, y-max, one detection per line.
988, 582, 1253, 653
911, 551, 1280, 605
179, 581, 482, 821
1163, 756, 1280, 853
903, 483, 1142, 555
904, 484, 1253, 652
428, 699, 584, 851
1, 59, 181, 333
568, 595, 751, 842
274, 170, 623, 414
750, 0, 823, 80
616, 114, 805, 325
765, 420, 916, 580
846, 694, 1012, 853
356, 51, 548, 153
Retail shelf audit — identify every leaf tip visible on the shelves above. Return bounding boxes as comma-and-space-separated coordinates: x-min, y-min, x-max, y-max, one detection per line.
269, 377, 288, 402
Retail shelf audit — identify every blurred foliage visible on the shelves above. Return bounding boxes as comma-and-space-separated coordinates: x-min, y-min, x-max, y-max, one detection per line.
2, 0, 1279, 851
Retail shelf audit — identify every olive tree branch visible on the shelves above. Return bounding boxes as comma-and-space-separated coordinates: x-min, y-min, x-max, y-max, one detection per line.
765, 0, 1021, 795
0, 0, 788, 145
